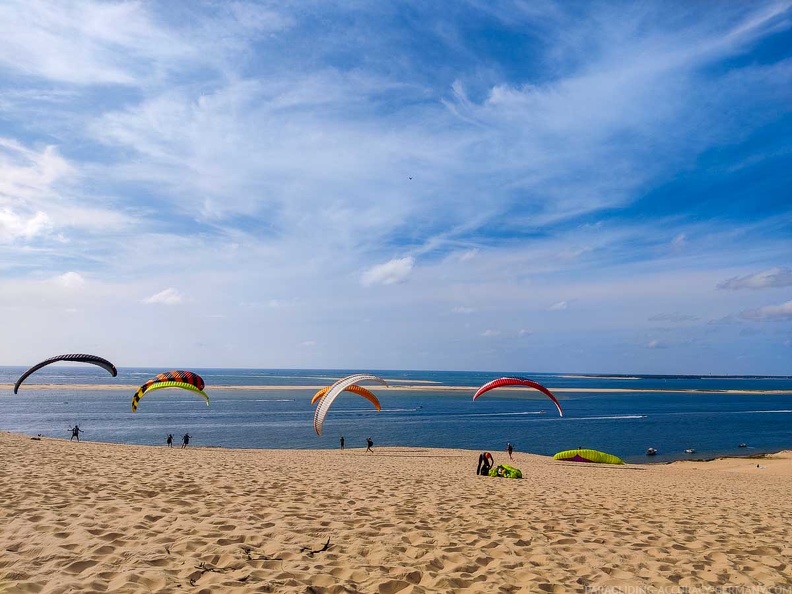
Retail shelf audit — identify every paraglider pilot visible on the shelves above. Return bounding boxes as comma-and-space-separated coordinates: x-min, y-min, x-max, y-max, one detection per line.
477, 452, 493, 476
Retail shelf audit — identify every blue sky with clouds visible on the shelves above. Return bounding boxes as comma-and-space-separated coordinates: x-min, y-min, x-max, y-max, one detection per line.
1, 0, 790, 374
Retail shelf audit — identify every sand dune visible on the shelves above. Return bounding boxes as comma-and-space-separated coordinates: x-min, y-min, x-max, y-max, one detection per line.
1, 432, 790, 593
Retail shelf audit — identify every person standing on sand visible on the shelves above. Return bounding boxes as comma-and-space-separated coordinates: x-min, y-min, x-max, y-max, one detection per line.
366, 437, 374, 453
166, 434, 174, 447
182, 433, 191, 448
507, 442, 514, 461
340, 435, 345, 449
69, 425, 82, 442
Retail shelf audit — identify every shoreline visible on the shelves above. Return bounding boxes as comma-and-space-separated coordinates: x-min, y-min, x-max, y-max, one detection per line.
9, 430, 792, 468
3, 382, 792, 395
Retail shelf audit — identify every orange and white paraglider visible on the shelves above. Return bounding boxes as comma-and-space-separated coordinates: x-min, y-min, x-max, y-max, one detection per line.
313, 374, 387, 436
473, 377, 563, 417
311, 384, 381, 410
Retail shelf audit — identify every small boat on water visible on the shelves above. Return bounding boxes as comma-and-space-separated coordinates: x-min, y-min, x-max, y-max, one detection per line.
685, 448, 695, 454
739, 443, 747, 448
646, 447, 657, 456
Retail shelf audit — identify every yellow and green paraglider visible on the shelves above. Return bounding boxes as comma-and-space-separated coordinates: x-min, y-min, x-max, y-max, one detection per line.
553, 449, 624, 465
132, 370, 208, 412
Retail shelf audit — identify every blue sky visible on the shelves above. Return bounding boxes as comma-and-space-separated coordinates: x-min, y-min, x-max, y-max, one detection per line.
1, 0, 790, 374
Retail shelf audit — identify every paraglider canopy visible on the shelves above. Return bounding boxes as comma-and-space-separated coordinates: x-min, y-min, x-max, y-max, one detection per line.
14, 354, 117, 394
553, 449, 624, 465
313, 374, 387, 436
131, 371, 207, 412
311, 384, 381, 410
473, 376, 563, 417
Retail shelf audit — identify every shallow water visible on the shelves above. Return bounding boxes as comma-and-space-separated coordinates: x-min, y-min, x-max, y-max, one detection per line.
1, 367, 790, 463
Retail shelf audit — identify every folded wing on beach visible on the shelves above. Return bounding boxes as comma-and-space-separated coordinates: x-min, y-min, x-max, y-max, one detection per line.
553, 449, 624, 464
313, 374, 388, 436
14, 354, 118, 394
473, 377, 564, 417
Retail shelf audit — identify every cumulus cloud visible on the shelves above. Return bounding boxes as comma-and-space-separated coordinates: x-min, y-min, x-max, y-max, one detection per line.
548, 301, 568, 311
54, 271, 85, 289
739, 299, 792, 321
144, 288, 184, 305
718, 267, 792, 290
361, 257, 414, 286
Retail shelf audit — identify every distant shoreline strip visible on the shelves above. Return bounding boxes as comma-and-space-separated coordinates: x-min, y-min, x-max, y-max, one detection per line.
1, 383, 791, 395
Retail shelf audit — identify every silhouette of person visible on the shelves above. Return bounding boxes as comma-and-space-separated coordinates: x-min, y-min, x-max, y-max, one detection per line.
70, 425, 82, 442
366, 437, 374, 453
181, 433, 191, 448
166, 434, 174, 447
507, 442, 514, 461
340, 435, 345, 449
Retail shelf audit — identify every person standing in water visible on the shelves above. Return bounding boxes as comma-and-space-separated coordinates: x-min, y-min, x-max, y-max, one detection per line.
69, 425, 83, 441
366, 437, 374, 453
166, 434, 174, 447
340, 435, 345, 449
181, 433, 191, 448
507, 442, 514, 461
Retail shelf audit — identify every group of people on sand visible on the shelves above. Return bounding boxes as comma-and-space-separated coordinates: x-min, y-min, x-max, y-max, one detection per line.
339, 435, 375, 452
166, 433, 191, 448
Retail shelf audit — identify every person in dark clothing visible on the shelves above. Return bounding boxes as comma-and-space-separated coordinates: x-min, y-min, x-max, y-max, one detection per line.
366, 437, 374, 453
340, 435, 345, 449
477, 452, 494, 476
166, 434, 174, 447
507, 442, 514, 461
69, 425, 83, 441
182, 433, 191, 448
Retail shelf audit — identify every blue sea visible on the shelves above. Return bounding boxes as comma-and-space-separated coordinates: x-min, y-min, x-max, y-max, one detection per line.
1, 367, 791, 463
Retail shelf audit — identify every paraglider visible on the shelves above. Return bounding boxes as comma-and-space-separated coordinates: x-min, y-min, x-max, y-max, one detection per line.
553, 449, 624, 465
132, 371, 208, 412
473, 377, 563, 417
14, 354, 117, 394
311, 384, 381, 410
313, 374, 387, 436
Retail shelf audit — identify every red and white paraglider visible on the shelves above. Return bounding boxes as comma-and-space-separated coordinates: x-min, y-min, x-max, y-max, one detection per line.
473, 377, 563, 417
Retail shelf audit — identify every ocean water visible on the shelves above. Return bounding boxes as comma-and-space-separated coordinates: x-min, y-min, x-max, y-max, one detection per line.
1, 367, 791, 464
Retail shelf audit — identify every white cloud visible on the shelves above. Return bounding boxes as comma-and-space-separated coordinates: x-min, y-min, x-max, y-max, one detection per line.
481, 329, 500, 337
361, 257, 415, 286
718, 267, 792, 290
144, 288, 184, 305
453, 306, 475, 314
740, 300, 792, 321
518, 329, 533, 337
0, 208, 49, 243
671, 233, 686, 250
646, 340, 668, 349
548, 301, 568, 311
54, 271, 85, 289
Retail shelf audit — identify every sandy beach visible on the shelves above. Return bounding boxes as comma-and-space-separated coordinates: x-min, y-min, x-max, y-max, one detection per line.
1, 431, 790, 593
